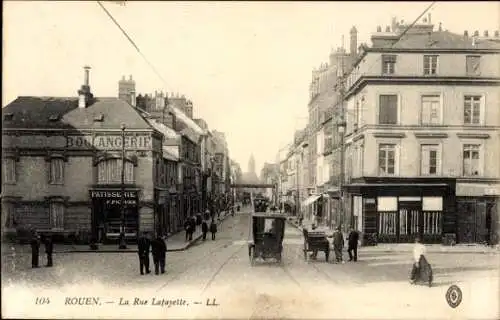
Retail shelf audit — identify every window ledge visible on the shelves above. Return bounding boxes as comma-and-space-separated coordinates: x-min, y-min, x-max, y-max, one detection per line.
373, 132, 406, 138
457, 133, 490, 139
414, 132, 449, 139
49, 182, 65, 186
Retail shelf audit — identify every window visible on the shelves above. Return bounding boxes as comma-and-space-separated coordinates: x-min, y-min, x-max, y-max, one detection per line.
49, 158, 65, 184
97, 159, 135, 184
463, 144, 481, 176
423, 55, 438, 75
382, 55, 396, 74
378, 144, 396, 175
2, 158, 16, 184
2, 202, 16, 229
466, 55, 481, 76
378, 94, 398, 124
464, 95, 482, 124
421, 144, 440, 175
50, 202, 65, 229
421, 95, 441, 125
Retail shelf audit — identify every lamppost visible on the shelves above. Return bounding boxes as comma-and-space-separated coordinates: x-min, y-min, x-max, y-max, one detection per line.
119, 123, 127, 249
337, 119, 346, 232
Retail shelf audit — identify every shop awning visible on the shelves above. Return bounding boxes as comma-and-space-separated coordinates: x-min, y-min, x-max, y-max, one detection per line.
301, 194, 321, 207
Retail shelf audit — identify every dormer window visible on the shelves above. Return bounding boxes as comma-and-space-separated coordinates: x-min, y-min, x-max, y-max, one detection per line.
93, 114, 104, 122
4, 113, 14, 121
49, 114, 61, 121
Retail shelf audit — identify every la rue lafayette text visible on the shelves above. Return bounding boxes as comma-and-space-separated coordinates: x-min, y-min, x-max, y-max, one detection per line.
119, 297, 188, 307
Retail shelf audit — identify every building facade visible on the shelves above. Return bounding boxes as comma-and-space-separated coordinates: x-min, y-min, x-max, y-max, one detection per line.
2, 69, 164, 242
343, 19, 500, 244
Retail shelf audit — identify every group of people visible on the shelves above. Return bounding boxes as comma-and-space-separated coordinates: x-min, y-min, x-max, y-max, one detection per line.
30, 231, 53, 268
184, 211, 220, 242
137, 231, 167, 275
309, 226, 360, 263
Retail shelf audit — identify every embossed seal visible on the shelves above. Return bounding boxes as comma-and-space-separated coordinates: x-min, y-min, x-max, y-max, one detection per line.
445, 285, 462, 308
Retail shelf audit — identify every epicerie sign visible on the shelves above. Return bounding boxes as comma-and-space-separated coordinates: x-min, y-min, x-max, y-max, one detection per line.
66, 135, 152, 150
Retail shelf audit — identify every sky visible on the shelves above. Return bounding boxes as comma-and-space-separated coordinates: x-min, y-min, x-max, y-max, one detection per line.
3, 1, 499, 174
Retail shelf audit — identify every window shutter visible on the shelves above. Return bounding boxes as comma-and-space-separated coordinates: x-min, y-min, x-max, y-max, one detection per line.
421, 146, 430, 175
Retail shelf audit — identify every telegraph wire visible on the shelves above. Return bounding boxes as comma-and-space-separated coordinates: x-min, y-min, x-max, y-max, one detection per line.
96, 1, 169, 88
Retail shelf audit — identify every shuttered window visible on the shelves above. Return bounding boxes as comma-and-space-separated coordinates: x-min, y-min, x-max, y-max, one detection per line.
2, 158, 16, 184
423, 55, 438, 75
381, 55, 396, 74
466, 55, 480, 76
50, 202, 65, 229
463, 144, 481, 176
378, 95, 398, 124
421, 144, 440, 175
421, 95, 441, 125
97, 159, 135, 184
49, 158, 65, 184
464, 95, 482, 124
378, 144, 396, 175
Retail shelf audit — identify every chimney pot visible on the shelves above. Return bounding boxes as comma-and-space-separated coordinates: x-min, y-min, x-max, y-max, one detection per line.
474, 30, 479, 37
484, 30, 489, 37
385, 26, 390, 32
464, 30, 469, 37
129, 75, 133, 80
377, 26, 382, 32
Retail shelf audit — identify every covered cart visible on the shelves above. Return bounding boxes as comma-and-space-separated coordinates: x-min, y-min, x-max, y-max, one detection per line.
248, 213, 286, 265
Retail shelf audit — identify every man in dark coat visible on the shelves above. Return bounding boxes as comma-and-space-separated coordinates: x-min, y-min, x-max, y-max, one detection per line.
184, 219, 193, 242
347, 228, 359, 262
151, 234, 166, 275
210, 219, 217, 240
44, 234, 54, 267
30, 231, 41, 268
137, 232, 151, 275
201, 219, 209, 241
332, 227, 344, 263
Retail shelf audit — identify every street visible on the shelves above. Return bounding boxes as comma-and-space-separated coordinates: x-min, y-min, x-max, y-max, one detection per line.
2, 206, 499, 319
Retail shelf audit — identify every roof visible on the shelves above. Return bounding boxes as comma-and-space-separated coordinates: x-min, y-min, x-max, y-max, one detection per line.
147, 118, 179, 140
369, 29, 500, 51
2, 96, 154, 130
170, 106, 204, 135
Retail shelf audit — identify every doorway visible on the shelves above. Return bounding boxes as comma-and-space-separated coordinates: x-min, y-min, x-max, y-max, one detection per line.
398, 201, 422, 242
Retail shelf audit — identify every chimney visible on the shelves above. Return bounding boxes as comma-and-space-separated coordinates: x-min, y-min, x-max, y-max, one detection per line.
495, 31, 499, 37
438, 23, 442, 32
474, 30, 479, 37
464, 30, 469, 37
484, 30, 489, 37
78, 66, 92, 108
350, 26, 358, 56
377, 26, 382, 32
385, 26, 390, 32
129, 75, 133, 81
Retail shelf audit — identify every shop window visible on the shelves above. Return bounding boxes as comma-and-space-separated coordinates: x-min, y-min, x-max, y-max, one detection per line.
462, 144, 481, 176
377, 197, 397, 235
50, 201, 65, 229
2, 158, 17, 184
49, 158, 65, 184
97, 158, 135, 184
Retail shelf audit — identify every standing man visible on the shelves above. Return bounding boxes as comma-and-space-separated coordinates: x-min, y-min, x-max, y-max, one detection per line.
44, 234, 54, 267
210, 219, 218, 240
137, 232, 151, 275
201, 219, 209, 241
184, 218, 193, 242
30, 230, 40, 268
151, 233, 166, 275
332, 226, 344, 263
347, 227, 359, 262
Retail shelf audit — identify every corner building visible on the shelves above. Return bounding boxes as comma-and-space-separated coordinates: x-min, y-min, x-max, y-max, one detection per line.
2, 72, 163, 241
343, 20, 500, 244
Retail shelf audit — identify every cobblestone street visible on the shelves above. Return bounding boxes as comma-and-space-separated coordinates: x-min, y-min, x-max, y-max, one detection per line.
3, 207, 498, 319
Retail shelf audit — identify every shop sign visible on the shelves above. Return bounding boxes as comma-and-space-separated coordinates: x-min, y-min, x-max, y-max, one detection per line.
90, 190, 138, 206
67, 134, 152, 150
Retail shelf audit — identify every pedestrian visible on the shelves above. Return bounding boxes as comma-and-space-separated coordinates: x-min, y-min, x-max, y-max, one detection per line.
30, 230, 40, 268
184, 219, 193, 242
44, 234, 54, 267
210, 219, 218, 240
410, 237, 433, 286
151, 233, 166, 275
332, 226, 344, 263
188, 217, 196, 241
347, 227, 359, 262
201, 219, 209, 241
137, 231, 151, 275
204, 209, 210, 221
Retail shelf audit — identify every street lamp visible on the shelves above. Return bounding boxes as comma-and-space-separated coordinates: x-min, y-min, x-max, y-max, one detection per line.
337, 119, 347, 232
119, 123, 127, 250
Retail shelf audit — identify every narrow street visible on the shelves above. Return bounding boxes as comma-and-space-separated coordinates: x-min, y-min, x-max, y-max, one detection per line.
3, 206, 498, 319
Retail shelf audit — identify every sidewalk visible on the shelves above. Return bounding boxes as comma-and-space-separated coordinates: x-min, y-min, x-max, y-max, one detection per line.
286, 218, 499, 255
3, 211, 233, 254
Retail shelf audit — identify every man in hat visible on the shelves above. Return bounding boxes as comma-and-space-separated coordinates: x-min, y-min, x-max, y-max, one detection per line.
332, 226, 344, 263
151, 233, 167, 275
137, 231, 151, 275
347, 227, 359, 262
30, 230, 41, 268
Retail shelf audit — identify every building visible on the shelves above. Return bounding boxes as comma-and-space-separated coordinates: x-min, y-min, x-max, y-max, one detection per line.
260, 162, 279, 203
342, 18, 500, 244
2, 67, 164, 241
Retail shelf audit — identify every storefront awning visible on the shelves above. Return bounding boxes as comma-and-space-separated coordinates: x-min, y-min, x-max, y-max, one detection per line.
301, 194, 321, 207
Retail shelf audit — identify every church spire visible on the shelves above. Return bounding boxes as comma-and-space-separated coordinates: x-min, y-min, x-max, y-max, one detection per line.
248, 154, 256, 174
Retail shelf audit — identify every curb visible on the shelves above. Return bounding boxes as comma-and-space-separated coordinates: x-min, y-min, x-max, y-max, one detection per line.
285, 219, 498, 255
41, 212, 234, 254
